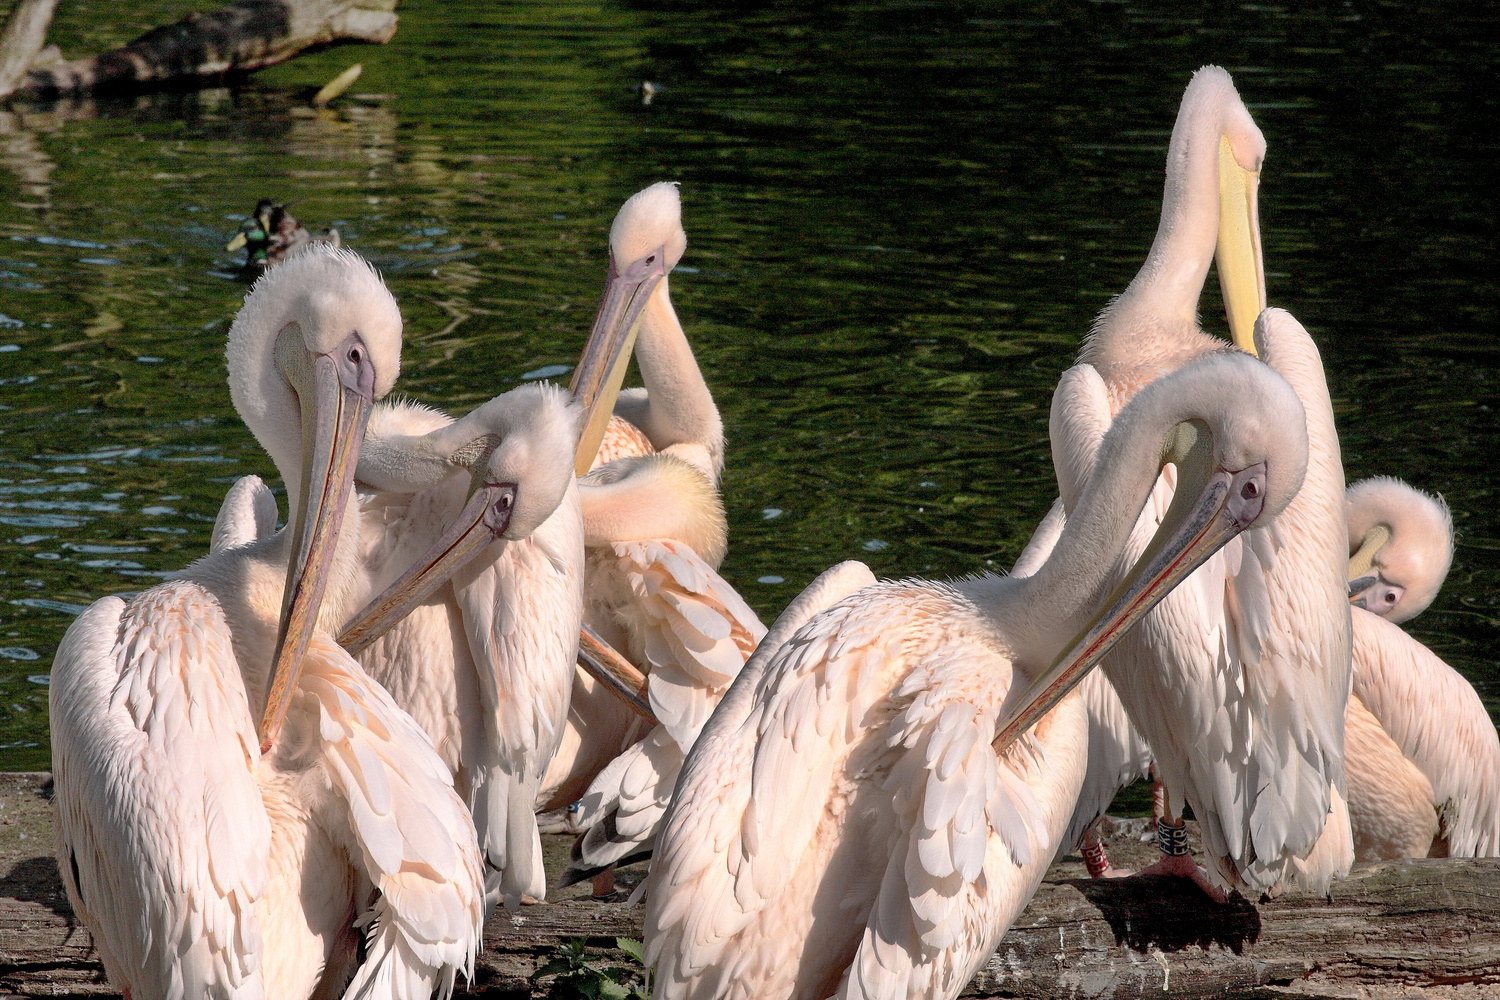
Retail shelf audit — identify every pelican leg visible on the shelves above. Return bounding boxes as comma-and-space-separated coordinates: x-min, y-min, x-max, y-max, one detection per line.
1130, 817, 1229, 903
1079, 823, 1130, 878
591, 869, 616, 899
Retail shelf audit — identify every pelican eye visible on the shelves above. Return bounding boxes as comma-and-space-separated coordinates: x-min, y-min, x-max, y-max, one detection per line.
348, 345, 362, 365
1241, 480, 1260, 500
495, 493, 514, 514
645, 254, 656, 265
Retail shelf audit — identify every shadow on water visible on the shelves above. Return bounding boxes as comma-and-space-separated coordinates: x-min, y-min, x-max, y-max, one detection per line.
0, 0, 1495, 768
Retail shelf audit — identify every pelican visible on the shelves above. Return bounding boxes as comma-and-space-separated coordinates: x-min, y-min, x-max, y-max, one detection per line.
646, 351, 1308, 999
1333, 477, 1500, 859
1069, 66, 1353, 898
50, 245, 485, 999
1346, 476, 1453, 623
210, 380, 587, 911
533, 183, 767, 889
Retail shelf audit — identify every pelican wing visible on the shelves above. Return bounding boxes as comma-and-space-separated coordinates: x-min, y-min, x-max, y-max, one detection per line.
1351, 608, 1500, 856
593, 413, 656, 468
841, 642, 1062, 1000
646, 580, 1064, 999
293, 634, 484, 1000
449, 487, 585, 906
609, 537, 766, 746
50, 585, 269, 1000
569, 538, 766, 876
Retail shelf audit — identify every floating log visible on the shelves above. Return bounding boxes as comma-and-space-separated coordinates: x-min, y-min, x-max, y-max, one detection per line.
2, 774, 1498, 997
10, 0, 397, 99
0, 0, 58, 98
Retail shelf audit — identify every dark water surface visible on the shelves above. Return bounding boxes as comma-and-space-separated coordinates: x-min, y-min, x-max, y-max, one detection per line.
0, 1, 1495, 769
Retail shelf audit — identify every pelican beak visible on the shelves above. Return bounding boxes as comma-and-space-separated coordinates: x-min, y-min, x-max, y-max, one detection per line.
569, 245, 670, 475
991, 423, 1265, 753
1347, 574, 1378, 604
226, 231, 249, 252
337, 478, 517, 656
1216, 134, 1265, 356
257, 346, 375, 753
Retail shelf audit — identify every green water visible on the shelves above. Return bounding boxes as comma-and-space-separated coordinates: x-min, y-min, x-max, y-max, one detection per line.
0, 0, 1495, 770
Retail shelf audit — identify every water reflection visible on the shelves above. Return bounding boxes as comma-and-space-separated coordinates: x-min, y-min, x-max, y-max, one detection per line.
0, 0, 1495, 770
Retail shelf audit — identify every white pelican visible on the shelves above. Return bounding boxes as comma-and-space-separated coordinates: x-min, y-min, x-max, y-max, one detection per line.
646, 350, 1308, 999
1332, 477, 1500, 859
1072, 66, 1352, 898
1345, 476, 1453, 623
210, 381, 587, 911
50, 245, 485, 999
534, 183, 767, 889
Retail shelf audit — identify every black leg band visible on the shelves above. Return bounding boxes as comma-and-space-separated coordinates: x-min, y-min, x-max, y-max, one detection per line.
1156, 818, 1190, 857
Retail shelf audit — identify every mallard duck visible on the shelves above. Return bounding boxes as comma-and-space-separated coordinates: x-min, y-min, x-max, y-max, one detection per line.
226, 199, 339, 271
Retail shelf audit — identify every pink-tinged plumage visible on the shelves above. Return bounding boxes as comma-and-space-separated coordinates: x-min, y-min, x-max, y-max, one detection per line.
647, 351, 1309, 998
1070, 66, 1352, 895
1347, 608, 1500, 859
51, 246, 484, 999
280, 384, 587, 911
533, 184, 767, 885
1336, 475, 1499, 859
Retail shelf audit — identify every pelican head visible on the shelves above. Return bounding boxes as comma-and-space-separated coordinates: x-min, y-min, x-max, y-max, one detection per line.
1346, 476, 1454, 623
1096, 67, 1267, 377
571, 182, 688, 472
338, 383, 582, 657
993, 349, 1306, 751
1179, 66, 1267, 354
226, 243, 402, 749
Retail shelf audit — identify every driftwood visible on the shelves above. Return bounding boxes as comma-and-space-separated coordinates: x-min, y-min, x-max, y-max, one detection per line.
0, 0, 57, 97
3, 774, 1499, 998
4, 0, 396, 99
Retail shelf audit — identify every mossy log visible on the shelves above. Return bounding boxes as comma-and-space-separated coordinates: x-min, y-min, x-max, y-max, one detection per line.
8, 0, 396, 99
2, 775, 1498, 998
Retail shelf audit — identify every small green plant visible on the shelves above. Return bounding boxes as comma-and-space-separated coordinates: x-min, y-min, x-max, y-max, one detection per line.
531, 937, 652, 999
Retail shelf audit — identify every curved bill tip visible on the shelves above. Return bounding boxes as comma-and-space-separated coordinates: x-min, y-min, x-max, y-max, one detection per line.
337, 482, 514, 656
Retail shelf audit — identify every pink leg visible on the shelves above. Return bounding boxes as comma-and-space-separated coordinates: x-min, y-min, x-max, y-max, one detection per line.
591, 868, 616, 898
1130, 816, 1228, 904
1080, 822, 1131, 878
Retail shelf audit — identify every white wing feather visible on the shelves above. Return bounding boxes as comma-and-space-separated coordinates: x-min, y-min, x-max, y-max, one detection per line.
293, 634, 484, 1000
569, 538, 765, 874
1351, 608, 1500, 857
646, 575, 1072, 1000
51, 585, 269, 1000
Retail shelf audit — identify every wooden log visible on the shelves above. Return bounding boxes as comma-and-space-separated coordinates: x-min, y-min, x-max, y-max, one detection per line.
12, 0, 397, 99
0, 0, 58, 98
4, 773, 1499, 998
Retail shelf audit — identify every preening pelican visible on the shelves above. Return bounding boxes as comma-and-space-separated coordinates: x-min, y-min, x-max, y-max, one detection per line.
1073, 66, 1352, 897
1330, 477, 1500, 859
50, 245, 484, 999
214, 383, 588, 910
343, 385, 585, 911
531, 184, 766, 889
1346, 476, 1453, 623
646, 351, 1307, 1000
